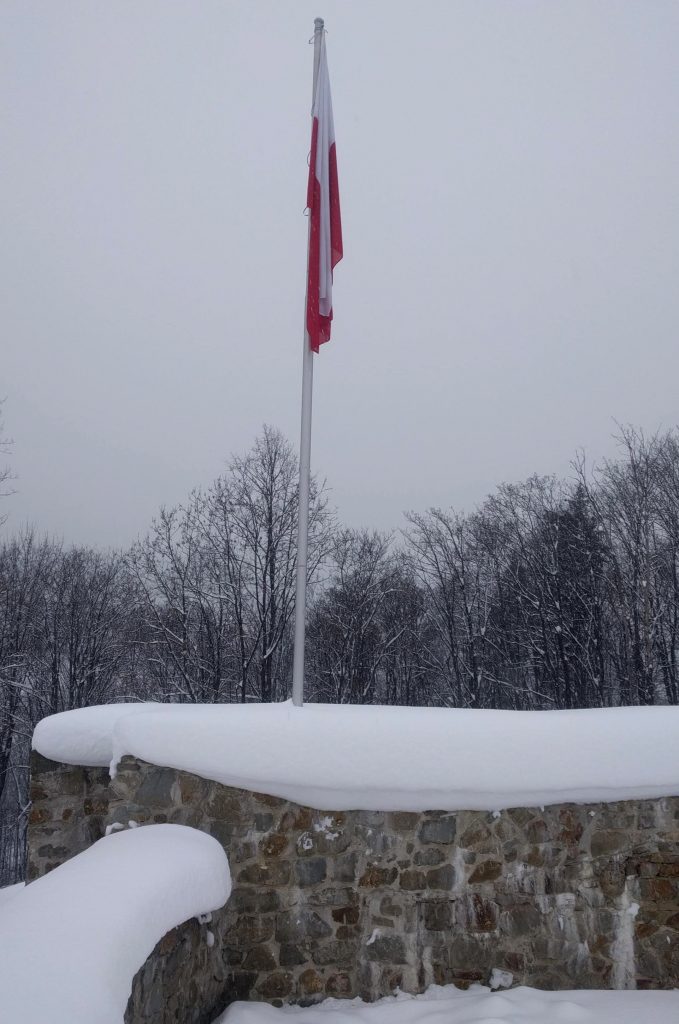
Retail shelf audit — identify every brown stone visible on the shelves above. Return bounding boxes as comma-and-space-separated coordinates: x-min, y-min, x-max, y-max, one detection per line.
468, 859, 502, 884
459, 894, 498, 933
225, 915, 274, 946
459, 821, 492, 848
525, 846, 545, 867
657, 862, 679, 878
298, 969, 324, 994
158, 928, 180, 955
260, 833, 287, 857
558, 809, 584, 845
257, 972, 292, 999
526, 819, 550, 844
636, 920, 660, 939
359, 865, 398, 887
207, 790, 243, 820
178, 773, 208, 803
503, 952, 525, 972
332, 905, 359, 925
640, 877, 676, 901
326, 972, 353, 996
388, 812, 420, 831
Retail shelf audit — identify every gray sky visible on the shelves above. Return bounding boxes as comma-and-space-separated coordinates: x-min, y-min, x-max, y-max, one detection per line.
2, 1, 678, 547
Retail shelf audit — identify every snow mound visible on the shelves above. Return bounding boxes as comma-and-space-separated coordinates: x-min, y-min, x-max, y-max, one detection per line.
33, 701, 679, 812
0, 824, 231, 1024
218, 983, 679, 1024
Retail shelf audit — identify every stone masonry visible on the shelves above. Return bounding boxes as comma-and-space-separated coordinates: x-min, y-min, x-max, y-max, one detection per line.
29, 752, 679, 1024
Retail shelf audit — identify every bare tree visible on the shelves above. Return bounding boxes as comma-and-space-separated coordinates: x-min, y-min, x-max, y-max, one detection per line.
130, 427, 333, 704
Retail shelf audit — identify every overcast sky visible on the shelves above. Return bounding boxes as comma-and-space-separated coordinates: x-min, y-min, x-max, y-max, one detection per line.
2, 1, 678, 547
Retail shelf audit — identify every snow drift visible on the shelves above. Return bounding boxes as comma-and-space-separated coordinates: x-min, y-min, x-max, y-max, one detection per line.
32, 701, 679, 812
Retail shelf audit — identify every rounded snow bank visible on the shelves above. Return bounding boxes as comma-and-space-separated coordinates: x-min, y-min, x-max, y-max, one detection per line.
0, 824, 231, 1024
33, 701, 679, 812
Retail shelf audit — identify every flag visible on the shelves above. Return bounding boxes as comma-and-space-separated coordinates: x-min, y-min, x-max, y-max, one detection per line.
306, 35, 343, 353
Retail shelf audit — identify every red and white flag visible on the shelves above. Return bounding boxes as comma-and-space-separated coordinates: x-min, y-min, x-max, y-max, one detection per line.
306, 36, 343, 353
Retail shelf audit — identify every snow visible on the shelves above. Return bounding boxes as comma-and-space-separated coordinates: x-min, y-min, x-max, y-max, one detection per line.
0, 824, 231, 1024
33, 701, 679, 812
217, 984, 679, 1024
0, 880, 24, 906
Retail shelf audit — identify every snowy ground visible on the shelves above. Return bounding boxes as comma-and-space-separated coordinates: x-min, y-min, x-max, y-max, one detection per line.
33, 700, 679, 811
218, 984, 679, 1024
0, 880, 24, 906
0, 824, 230, 1024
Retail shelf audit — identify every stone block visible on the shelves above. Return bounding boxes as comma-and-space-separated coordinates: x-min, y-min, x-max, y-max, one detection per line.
325, 972, 353, 996
359, 865, 398, 888
419, 817, 456, 844
135, 768, 178, 808
422, 901, 453, 931
414, 848, 445, 866
280, 944, 307, 966
365, 933, 407, 964
276, 910, 332, 944
239, 860, 290, 886
296, 858, 327, 887
260, 833, 288, 857
242, 946, 277, 972
468, 859, 502, 884
427, 864, 455, 890
399, 869, 426, 890
224, 915, 274, 946
298, 969, 324, 995
312, 939, 359, 966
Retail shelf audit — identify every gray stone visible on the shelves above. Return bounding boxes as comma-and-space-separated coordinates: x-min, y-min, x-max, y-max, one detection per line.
296, 858, 327, 887
135, 768, 178, 808
419, 817, 456, 844
276, 910, 332, 944
365, 934, 407, 965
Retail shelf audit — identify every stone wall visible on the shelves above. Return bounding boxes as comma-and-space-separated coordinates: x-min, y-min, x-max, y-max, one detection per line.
28, 752, 679, 1024
28, 752, 111, 879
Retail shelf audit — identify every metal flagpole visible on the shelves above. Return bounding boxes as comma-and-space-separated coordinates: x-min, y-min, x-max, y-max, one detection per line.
292, 17, 324, 708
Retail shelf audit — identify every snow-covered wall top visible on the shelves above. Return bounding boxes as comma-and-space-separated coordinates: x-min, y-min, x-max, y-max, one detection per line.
32, 701, 679, 812
0, 824, 230, 1024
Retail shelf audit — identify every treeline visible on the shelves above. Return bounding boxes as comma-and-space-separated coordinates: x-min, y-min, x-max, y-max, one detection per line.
2, 424, 679, 881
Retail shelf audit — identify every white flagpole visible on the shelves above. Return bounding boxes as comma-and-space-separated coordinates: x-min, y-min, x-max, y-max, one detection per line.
292, 17, 324, 708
